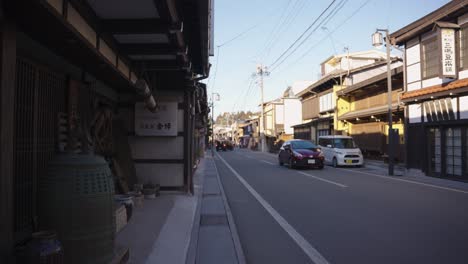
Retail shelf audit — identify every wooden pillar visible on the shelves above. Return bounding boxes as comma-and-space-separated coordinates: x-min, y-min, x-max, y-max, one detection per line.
0, 20, 17, 263
189, 89, 195, 194
183, 90, 190, 193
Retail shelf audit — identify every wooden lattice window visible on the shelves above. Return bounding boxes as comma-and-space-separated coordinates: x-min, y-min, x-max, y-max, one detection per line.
460, 25, 468, 69
14, 57, 66, 243
421, 37, 439, 79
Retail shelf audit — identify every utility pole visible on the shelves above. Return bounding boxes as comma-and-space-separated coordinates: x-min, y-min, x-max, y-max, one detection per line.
255, 65, 269, 152
372, 29, 394, 176
211, 92, 220, 155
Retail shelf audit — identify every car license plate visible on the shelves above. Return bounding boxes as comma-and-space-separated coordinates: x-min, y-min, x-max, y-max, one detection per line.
346, 160, 353, 164
308, 159, 315, 164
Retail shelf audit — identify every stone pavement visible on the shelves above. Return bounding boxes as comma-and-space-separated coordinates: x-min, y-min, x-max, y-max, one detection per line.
115, 152, 245, 264
186, 152, 246, 264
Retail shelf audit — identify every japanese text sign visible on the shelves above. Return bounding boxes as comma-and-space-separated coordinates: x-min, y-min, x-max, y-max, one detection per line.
440, 28, 456, 78
135, 101, 178, 136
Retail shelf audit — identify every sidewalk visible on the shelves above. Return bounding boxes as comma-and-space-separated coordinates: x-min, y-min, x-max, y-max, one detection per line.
115, 153, 244, 264
186, 152, 245, 264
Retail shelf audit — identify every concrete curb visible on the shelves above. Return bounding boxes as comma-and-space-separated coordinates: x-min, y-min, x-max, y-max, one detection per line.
185, 158, 206, 264
212, 153, 247, 264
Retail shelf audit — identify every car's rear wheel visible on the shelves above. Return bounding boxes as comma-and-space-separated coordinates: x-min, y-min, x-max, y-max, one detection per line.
332, 157, 338, 168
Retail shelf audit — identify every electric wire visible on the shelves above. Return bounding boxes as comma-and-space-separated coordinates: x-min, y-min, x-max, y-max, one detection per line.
268, 0, 338, 69
322, 0, 348, 27
207, 47, 221, 93
269, 0, 347, 73
231, 75, 256, 113
256, 0, 294, 61
239, 76, 258, 112
261, 0, 308, 62
270, 0, 372, 75
206, 23, 259, 92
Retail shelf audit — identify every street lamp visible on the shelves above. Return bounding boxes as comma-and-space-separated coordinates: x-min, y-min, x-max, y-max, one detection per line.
372, 29, 394, 176
211, 92, 220, 155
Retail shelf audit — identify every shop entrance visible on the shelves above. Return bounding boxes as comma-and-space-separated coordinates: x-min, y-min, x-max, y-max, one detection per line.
428, 126, 468, 180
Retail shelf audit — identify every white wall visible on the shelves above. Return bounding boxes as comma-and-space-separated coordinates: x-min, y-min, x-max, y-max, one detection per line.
460, 96, 468, 119
351, 62, 402, 85
275, 104, 284, 124
406, 38, 422, 89
283, 98, 302, 134
123, 93, 186, 187
264, 108, 274, 136
319, 92, 334, 112
408, 104, 422, 123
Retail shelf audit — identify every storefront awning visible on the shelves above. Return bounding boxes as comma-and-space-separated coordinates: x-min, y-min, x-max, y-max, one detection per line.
338, 103, 400, 121
292, 116, 332, 128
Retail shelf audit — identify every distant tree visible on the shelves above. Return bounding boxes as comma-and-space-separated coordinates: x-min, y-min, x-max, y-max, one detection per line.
215, 111, 260, 126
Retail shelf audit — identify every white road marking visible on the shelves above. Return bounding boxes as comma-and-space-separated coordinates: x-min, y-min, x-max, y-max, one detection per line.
260, 160, 274, 165
216, 153, 330, 264
297, 171, 348, 188
338, 168, 468, 194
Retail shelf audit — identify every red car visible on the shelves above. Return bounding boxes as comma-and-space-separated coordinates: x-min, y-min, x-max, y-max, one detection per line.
278, 139, 324, 169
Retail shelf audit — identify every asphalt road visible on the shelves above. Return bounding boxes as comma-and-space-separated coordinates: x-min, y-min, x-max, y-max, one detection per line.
214, 149, 468, 264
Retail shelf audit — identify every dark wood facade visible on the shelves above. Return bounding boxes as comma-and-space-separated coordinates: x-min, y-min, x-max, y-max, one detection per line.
0, 20, 17, 264
0, 0, 211, 261
390, 0, 468, 181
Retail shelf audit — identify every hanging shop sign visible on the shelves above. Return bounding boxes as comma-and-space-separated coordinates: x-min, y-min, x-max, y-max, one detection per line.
436, 22, 459, 79
135, 101, 178, 136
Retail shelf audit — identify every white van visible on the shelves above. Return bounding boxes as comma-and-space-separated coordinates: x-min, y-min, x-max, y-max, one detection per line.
318, 135, 363, 167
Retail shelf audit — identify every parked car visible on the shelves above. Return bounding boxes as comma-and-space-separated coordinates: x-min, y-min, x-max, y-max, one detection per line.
318, 135, 363, 167
278, 139, 324, 169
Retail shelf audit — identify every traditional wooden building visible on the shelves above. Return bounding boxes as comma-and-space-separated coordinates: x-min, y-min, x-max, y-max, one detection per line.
0, 0, 212, 262
263, 86, 302, 149
390, 0, 468, 180
293, 50, 397, 144
336, 66, 405, 160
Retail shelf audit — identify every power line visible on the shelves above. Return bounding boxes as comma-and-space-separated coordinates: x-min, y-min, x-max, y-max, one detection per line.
261, 0, 308, 62
322, 0, 348, 27
218, 25, 259, 48
253, 0, 294, 62
269, 0, 347, 72
240, 76, 258, 111
271, 0, 372, 75
231, 75, 256, 113
207, 47, 221, 92
268, 0, 337, 69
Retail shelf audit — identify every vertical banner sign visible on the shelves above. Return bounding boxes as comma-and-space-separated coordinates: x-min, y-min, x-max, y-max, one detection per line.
135, 101, 178, 136
440, 28, 456, 78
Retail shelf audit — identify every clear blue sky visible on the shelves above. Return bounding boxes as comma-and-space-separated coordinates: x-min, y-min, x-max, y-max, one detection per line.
204, 0, 451, 117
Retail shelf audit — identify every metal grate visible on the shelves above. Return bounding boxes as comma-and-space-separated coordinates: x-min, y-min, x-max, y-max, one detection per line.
14, 57, 66, 243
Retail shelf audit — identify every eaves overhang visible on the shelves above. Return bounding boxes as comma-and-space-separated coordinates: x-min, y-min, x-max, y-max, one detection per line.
390, 0, 468, 45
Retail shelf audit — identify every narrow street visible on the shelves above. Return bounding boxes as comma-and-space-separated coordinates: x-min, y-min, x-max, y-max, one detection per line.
214, 149, 468, 264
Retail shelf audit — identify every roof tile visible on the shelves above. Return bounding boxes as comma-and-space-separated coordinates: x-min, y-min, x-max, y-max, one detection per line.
401, 78, 468, 100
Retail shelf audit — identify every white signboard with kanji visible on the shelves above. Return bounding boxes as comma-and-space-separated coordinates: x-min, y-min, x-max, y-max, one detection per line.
135, 101, 178, 136
440, 28, 456, 78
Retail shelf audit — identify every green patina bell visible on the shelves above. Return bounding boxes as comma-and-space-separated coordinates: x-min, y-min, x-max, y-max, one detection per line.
39, 153, 115, 264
